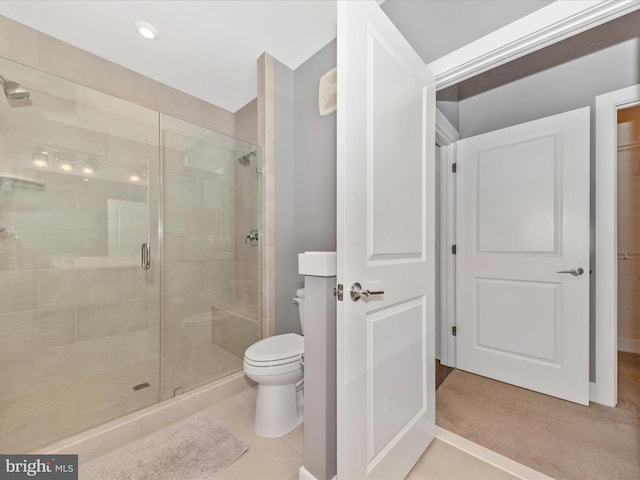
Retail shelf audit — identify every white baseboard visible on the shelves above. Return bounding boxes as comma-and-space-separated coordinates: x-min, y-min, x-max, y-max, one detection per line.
435, 427, 553, 480
299, 466, 336, 480
299, 467, 316, 480
618, 336, 640, 354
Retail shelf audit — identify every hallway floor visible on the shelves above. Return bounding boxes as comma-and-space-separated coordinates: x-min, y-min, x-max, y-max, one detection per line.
436, 352, 640, 479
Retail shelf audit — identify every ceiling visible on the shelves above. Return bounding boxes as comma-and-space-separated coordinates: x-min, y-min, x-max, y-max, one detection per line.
381, 0, 553, 65
0, 0, 551, 113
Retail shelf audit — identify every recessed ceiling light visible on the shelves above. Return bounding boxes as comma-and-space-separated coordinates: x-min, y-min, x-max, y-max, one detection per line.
133, 21, 159, 41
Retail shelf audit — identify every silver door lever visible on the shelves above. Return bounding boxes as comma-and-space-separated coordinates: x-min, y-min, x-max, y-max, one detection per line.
350, 282, 385, 301
556, 267, 584, 276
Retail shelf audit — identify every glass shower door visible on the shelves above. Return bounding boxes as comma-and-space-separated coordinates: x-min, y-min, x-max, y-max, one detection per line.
160, 115, 261, 398
0, 58, 160, 453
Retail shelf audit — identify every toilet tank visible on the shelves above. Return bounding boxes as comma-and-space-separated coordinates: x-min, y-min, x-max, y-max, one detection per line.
295, 288, 305, 335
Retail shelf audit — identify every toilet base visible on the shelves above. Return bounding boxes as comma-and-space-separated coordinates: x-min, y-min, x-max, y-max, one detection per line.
254, 383, 303, 438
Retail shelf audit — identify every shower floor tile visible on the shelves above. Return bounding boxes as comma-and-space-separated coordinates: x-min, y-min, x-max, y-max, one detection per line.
0, 341, 242, 454
162, 341, 243, 398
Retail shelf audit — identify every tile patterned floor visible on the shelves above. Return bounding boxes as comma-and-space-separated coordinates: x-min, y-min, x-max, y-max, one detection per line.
205, 386, 518, 480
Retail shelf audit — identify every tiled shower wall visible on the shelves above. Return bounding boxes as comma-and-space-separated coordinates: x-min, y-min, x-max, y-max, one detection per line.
161, 128, 250, 397
210, 99, 261, 359
209, 145, 260, 358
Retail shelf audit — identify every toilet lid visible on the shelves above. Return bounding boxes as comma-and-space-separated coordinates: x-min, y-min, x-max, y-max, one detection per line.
244, 333, 303, 363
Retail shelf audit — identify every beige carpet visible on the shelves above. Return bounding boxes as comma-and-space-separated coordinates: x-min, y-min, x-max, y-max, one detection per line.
436, 352, 640, 480
81, 411, 247, 480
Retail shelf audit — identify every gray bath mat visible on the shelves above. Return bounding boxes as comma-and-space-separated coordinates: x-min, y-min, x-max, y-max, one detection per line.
81, 411, 247, 480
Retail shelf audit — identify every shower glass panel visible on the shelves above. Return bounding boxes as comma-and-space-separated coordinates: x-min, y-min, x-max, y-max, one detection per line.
0, 58, 160, 452
160, 115, 261, 399
0, 56, 261, 454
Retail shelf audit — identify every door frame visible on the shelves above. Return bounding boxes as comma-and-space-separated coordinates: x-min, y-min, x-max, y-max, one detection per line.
436, 109, 458, 367
595, 84, 640, 407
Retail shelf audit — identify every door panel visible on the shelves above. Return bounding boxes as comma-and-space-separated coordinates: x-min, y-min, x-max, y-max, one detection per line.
337, 1, 436, 478
476, 279, 559, 361
477, 134, 557, 253
369, 299, 425, 459
457, 107, 590, 405
368, 30, 424, 258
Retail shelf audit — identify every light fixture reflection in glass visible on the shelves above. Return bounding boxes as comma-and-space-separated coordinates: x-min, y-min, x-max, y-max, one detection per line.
129, 173, 141, 183
32, 151, 49, 168
56, 153, 76, 172
81, 157, 99, 175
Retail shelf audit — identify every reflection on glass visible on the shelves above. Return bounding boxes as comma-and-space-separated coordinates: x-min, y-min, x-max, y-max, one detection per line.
0, 57, 160, 453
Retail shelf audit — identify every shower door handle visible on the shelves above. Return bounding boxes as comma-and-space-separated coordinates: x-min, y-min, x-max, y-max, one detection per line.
141, 242, 150, 270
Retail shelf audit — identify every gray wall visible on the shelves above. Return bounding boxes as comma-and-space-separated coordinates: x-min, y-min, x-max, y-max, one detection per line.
274, 60, 298, 335
457, 38, 640, 138
274, 40, 337, 335
293, 41, 337, 271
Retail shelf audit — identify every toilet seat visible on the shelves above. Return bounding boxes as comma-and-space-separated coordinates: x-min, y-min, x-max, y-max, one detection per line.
244, 333, 303, 366
243, 358, 302, 378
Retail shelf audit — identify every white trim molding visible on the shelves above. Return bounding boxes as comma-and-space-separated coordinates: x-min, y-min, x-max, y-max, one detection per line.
435, 108, 459, 145
299, 466, 336, 480
436, 427, 553, 480
436, 109, 458, 367
429, 0, 640, 90
595, 83, 640, 407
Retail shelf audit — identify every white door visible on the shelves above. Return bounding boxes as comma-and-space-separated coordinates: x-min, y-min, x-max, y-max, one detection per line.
336, 1, 436, 478
456, 108, 590, 405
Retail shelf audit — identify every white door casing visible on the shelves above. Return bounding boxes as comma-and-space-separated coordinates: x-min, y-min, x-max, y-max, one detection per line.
595, 84, 640, 407
336, 1, 436, 479
436, 109, 459, 368
456, 108, 590, 405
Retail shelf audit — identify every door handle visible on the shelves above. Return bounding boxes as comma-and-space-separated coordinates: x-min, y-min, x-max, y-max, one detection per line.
350, 282, 384, 301
141, 242, 150, 270
556, 267, 584, 276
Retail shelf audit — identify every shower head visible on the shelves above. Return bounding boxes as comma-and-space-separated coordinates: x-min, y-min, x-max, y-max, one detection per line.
0, 73, 30, 101
238, 150, 257, 167
4, 80, 30, 100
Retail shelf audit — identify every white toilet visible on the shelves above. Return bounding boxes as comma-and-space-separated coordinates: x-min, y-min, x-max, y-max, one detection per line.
243, 288, 305, 438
